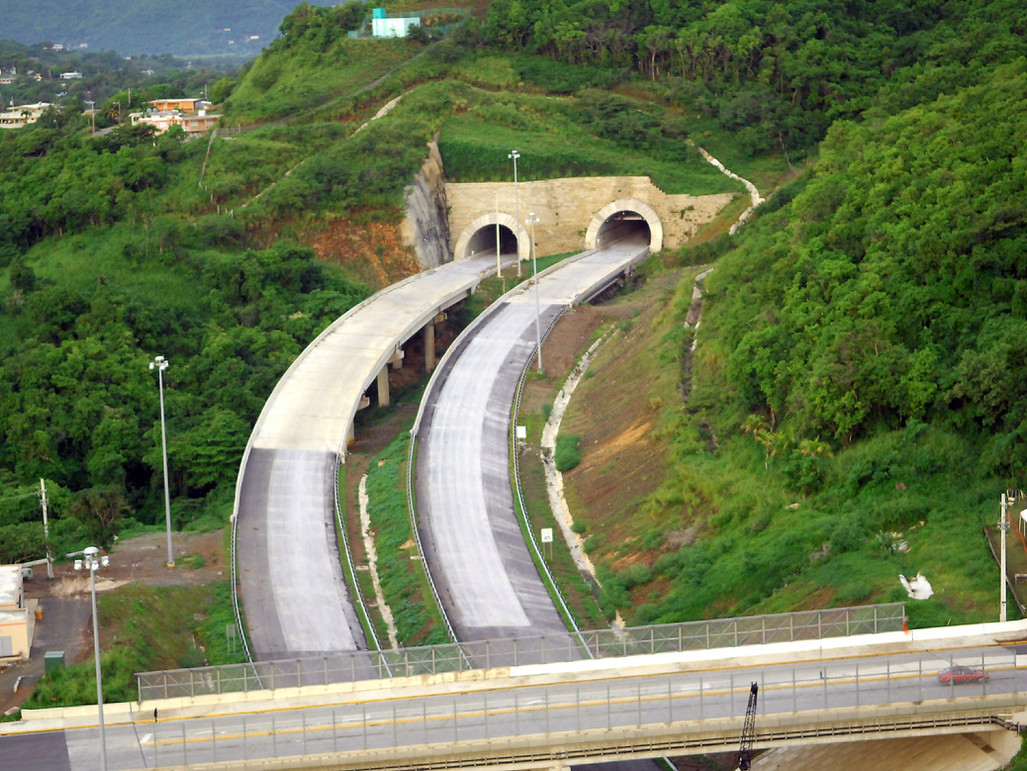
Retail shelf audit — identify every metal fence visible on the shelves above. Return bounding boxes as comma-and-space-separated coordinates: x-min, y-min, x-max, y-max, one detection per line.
140, 648, 1020, 769
137, 603, 904, 701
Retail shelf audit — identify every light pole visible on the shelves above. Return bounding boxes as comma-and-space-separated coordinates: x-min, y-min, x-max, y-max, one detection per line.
1000, 493, 1009, 622
149, 355, 174, 567
74, 546, 109, 771
527, 212, 542, 373
509, 150, 520, 276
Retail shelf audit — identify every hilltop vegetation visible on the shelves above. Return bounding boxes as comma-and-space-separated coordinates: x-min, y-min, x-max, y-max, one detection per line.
0, 0, 1025, 633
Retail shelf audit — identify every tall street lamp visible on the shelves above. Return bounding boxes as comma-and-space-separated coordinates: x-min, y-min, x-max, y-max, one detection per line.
509, 150, 521, 276
1000, 493, 1009, 622
527, 212, 542, 373
74, 546, 110, 771
149, 355, 174, 567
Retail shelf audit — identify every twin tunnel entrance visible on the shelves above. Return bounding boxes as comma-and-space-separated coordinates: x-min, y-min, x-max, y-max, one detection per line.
453, 198, 662, 261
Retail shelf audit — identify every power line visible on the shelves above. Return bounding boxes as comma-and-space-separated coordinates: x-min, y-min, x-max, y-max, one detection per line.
0, 491, 39, 503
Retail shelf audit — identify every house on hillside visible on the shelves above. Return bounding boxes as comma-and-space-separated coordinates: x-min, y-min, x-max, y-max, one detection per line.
371, 7, 420, 37
131, 98, 221, 135
148, 97, 206, 113
131, 107, 221, 135
0, 102, 52, 129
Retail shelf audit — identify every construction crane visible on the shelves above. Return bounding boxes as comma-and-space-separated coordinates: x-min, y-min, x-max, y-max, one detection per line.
737, 682, 759, 771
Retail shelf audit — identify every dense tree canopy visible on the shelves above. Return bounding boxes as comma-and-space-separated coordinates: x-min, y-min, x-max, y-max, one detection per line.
705, 61, 1027, 471
483, 0, 1027, 155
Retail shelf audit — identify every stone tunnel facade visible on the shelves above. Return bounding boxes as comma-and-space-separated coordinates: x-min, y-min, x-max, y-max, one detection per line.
445, 176, 735, 260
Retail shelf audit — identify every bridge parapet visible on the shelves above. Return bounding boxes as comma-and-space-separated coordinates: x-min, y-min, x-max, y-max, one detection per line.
137, 603, 905, 700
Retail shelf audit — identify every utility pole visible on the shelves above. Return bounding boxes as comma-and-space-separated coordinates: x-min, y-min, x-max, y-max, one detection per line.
40, 479, 53, 579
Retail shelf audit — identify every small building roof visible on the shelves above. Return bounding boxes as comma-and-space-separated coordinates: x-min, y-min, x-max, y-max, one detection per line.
0, 565, 23, 609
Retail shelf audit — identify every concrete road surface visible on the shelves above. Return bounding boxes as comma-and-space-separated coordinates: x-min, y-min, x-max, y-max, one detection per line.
415, 243, 649, 641
235, 257, 500, 659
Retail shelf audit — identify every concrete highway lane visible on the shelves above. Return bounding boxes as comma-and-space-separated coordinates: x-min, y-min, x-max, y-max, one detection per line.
415, 243, 649, 644
234, 257, 499, 660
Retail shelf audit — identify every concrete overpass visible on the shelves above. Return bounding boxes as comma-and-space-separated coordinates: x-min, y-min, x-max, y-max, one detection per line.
5, 620, 1025, 770
232, 256, 503, 660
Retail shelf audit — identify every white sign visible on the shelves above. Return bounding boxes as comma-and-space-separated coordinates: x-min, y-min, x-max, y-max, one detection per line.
516, 426, 527, 440
541, 528, 553, 543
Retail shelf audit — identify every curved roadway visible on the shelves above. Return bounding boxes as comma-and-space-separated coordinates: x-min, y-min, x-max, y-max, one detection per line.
414, 241, 648, 642
234, 257, 499, 660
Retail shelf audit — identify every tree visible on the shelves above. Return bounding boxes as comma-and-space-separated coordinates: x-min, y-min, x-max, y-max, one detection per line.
70, 486, 127, 548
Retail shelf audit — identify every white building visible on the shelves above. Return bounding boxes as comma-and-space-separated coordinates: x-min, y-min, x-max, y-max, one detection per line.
0, 102, 52, 129
371, 7, 420, 37
0, 566, 29, 659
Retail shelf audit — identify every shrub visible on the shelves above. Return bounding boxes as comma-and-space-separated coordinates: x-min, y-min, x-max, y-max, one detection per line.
554, 434, 581, 472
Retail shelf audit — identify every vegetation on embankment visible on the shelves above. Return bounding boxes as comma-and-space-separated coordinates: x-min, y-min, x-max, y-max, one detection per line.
21, 580, 244, 709
557, 61, 1027, 628
2, 0, 1026, 644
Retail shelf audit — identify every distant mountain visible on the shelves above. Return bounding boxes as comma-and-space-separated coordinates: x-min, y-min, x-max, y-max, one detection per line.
3, 0, 330, 59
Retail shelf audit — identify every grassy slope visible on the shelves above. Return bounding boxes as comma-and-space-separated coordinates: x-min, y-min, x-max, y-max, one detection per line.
556, 252, 1006, 629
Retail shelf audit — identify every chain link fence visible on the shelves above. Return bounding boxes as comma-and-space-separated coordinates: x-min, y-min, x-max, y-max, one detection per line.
138, 603, 904, 701
142, 648, 1019, 769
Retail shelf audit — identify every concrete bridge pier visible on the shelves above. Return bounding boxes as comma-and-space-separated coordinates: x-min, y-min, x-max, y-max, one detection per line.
424, 312, 447, 373
377, 348, 405, 407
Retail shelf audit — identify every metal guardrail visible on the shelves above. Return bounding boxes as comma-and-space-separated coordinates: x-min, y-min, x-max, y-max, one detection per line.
137, 603, 905, 700
510, 305, 583, 643
334, 453, 385, 660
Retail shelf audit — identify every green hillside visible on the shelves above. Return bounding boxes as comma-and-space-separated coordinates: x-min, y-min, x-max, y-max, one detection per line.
0, 0, 1025, 631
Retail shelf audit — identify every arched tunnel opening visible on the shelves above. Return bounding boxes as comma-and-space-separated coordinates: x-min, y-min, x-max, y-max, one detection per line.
597, 210, 651, 248
464, 223, 518, 259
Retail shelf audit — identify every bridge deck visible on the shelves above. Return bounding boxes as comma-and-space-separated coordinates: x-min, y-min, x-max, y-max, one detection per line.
234, 257, 499, 659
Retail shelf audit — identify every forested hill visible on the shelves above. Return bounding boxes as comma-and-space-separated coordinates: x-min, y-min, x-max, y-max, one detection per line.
2, 0, 330, 58
1, 0, 1026, 625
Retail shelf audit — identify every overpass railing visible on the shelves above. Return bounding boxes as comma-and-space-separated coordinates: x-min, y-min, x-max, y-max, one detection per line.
137, 603, 904, 700
141, 648, 1021, 769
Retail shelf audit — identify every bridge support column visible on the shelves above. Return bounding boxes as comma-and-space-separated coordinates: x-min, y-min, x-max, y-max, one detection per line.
377, 366, 391, 407
377, 348, 405, 408
424, 312, 446, 373
424, 321, 436, 373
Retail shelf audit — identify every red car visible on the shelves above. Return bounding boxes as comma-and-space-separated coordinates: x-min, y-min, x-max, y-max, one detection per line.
938, 665, 989, 684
